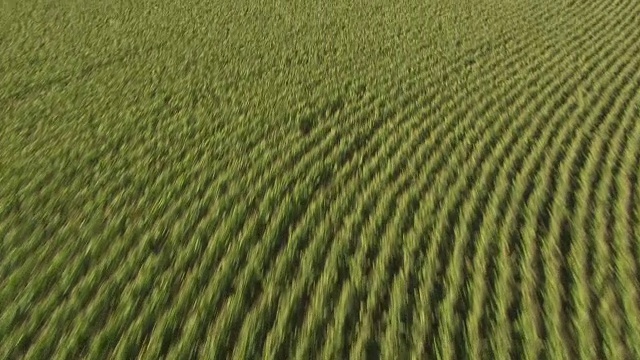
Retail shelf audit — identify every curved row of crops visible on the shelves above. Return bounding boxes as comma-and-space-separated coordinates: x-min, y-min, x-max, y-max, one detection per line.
1, 0, 639, 358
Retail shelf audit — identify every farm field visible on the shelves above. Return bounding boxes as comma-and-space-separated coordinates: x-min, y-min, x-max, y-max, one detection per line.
1, 0, 640, 358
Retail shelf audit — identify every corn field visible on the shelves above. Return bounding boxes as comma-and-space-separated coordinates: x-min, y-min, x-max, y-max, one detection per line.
1, 0, 640, 358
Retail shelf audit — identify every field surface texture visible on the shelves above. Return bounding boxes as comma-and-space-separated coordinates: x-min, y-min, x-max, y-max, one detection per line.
2, 0, 640, 358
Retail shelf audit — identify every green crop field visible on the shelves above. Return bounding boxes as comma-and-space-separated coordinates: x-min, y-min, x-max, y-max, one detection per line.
1, 0, 640, 358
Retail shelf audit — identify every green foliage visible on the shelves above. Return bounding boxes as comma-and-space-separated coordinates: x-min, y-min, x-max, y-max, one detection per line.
1, 0, 640, 358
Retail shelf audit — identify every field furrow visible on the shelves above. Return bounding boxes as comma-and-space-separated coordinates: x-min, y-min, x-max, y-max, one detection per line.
2, 0, 639, 358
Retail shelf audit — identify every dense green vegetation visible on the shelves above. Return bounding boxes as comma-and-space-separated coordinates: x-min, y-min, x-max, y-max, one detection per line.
1, 0, 640, 358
